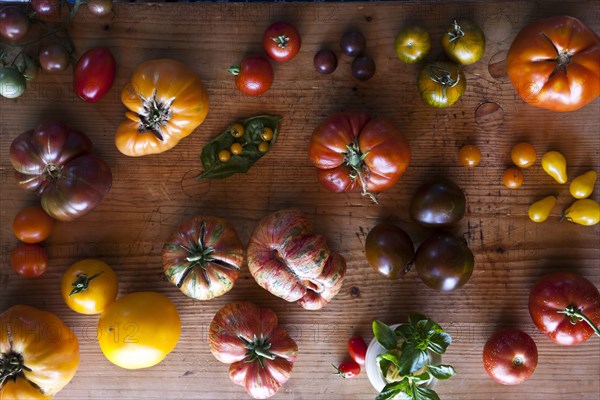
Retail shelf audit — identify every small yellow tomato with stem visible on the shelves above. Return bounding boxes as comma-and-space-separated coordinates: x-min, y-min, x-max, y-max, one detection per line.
569, 170, 597, 199
541, 151, 567, 184
61, 259, 118, 314
528, 195, 557, 223
562, 199, 600, 226
261, 127, 274, 141
229, 123, 244, 138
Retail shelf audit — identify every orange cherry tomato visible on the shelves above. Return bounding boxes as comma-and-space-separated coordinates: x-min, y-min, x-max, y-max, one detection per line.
502, 167, 524, 189
458, 144, 481, 167
511, 142, 537, 168
12, 205, 55, 243
10, 243, 48, 278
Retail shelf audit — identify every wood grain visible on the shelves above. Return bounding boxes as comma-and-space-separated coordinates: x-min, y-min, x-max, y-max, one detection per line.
1, 2, 599, 400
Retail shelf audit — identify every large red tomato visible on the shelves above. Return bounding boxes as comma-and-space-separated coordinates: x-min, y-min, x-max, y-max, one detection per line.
506, 16, 600, 112
162, 215, 244, 300
208, 302, 298, 399
483, 328, 538, 385
247, 209, 346, 310
9, 120, 112, 221
308, 112, 411, 202
529, 272, 600, 345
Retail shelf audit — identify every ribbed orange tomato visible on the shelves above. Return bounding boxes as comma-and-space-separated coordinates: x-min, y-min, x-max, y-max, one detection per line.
115, 59, 209, 156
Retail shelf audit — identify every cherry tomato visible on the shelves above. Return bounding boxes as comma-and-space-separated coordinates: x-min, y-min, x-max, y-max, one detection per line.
394, 25, 431, 64
87, 0, 113, 16
263, 21, 301, 62
347, 336, 368, 365
510, 142, 537, 168
458, 144, 481, 167
230, 142, 243, 155
10, 243, 48, 278
229, 123, 244, 138
61, 259, 119, 314
261, 127, 274, 141
333, 360, 360, 378
73, 47, 116, 103
352, 55, 376, 81
0, 6, 30, 41
314, 49, 338, 74
39, 43, 70, 73
442, 19, 486, 65
229, 55, 274, 97
12, 205, 55, 243
483, 328, 538, 385
340, 31, 366, 57
258, 141, 270, 153
218, 150, 231, 162
502, 167, 524, 189
32, 0, 60, 17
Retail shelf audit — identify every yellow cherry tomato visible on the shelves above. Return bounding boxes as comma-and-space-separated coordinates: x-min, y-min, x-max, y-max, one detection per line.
458, 144, 481, 167
230, 142, 243, 155
98, 292, 181, 369
541, 151, 567, 184
563, 199, 600, 226
510, 142, 537, 168
528, 195, 557, 223
395, 25, 431, 64
502, 167, 524, 189
569, 170, 597, 199
261, 127, 274, 141
61, 259, 119, 315
229, 123, 245, 138
258, 141, 270, 153
218, 149, 231, 162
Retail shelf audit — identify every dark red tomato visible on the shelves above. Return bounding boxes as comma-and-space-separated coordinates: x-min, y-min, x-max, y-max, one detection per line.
347, 336, 368, 365
32, 0, 60, 17
0, 6, 30, 41
229, 55, 274, 97
333, 360, 360, 378
263, 21, 301, 62
10, 243, 49, 278
73, 47, 116, 103
39, 43, 70, 73
365, 223, 414, 279
483, 328, 538, 385
529, 272, 600, 345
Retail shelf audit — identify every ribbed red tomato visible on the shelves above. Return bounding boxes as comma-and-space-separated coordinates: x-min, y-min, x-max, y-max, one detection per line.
209, 302, 298, 399
308, 112, 411, 202
73, 46, 116, 103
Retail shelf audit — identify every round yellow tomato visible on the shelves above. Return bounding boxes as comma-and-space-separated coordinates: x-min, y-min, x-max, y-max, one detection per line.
97, 292, 181, 369
61, 259, 118, 315
0, 305, 80, 399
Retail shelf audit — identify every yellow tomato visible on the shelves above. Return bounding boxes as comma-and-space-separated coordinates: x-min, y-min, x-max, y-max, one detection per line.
569, 170, 597, 199
0, 305, 79, 399
115, 59, 209, 157
541, 151, 567, 184
528, 195, 557, 223
97, 292, 181, 369
563, 199, 600, 226
394, 25, 431, 64
61, 259, 118, 315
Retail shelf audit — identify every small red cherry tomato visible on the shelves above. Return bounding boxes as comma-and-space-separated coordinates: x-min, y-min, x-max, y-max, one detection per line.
483, 328, 538, 385
229, 55, 274, 97
12, 205, 55, 243
73, 46, 116, 103
333, 360, 360, 378
347, 336, 368, 365
10, 243, 49, 278
262, 21, 301, 62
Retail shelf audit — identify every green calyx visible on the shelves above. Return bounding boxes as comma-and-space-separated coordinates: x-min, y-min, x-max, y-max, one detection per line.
272, 35, 290, 48
447, 20, 465, 43
343, 142, 377, 203
427, 65, 461, 99
69, 271, 104, 296
558, 305, 600, 337
0, 351, 30, 387
137, 89, 174, 141
240, 334, 276, 367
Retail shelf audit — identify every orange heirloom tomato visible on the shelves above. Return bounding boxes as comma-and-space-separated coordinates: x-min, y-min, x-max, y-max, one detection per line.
115, 59, 209, 156
506, 16, 600, 112
61, 259, 119, 315
0, 305, 80, 399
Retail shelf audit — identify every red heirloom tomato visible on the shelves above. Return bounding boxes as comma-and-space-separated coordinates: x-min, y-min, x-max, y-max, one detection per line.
209, 302, 298, 399
0, 305, 80, 398
308, 112, 411, 202
9, 120, 112, 221
506, 16, 600, 112
247, 209, 346, 310
162, 215, 244, 300
263, 22, 301, 62
73, 47, 116, 103
529, 271, 600, 345
229, 55, 274, 97
483, 328, 538, 385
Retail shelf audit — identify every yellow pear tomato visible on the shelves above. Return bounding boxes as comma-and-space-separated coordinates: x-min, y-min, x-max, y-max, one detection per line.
569, 170, 597, 199
528, 195, 557, 223
97, 292, 181, 369
541, 151, 567, 184
563, 199, 600, 226
61, 259, 119, 315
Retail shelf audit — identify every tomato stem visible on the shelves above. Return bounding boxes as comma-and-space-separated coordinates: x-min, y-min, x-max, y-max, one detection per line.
69, 271, 104, 296
137, 89, 174, 141
557, 305, 600, 337
272, 35, 290, 49
447, 20, 465, 43
240, 334, 277, 367
228, 65, 240, 76
427, 65, 461, 99
344, 142, 378, 204
0, 351, 29, 387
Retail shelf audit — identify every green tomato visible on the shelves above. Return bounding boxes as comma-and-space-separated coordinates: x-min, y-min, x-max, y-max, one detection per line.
0, 67, 26, 99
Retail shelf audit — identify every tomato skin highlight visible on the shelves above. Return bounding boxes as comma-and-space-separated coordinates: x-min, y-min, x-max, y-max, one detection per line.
74, 47, 116, 103
483, 328, 538, 385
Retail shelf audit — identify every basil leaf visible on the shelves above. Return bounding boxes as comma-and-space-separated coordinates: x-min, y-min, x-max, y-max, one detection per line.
378, 352, 401, 368
373, 320, 398, 350
410, 371, 432, 385
394, 323, 413, 341
196, 115, 282, 179
414, 385, 441, 400
376, 379, 411, 400
409, 313, 428, 326
428, 332, 452, 354
427, 364, 456, 380
398, 346, 428, 375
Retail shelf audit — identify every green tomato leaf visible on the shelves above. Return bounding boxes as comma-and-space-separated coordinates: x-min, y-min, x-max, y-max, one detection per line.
376, 379, 412, 400
373, 320, 398, 350
413, 385, 441, 400
398, 346, 428, 375
427, 364, 456, 380
196, 115, 282, 179
428, 332, 452, 354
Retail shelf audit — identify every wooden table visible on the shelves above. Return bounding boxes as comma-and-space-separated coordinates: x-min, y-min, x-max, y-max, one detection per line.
1, 2, 599, 399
